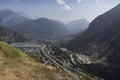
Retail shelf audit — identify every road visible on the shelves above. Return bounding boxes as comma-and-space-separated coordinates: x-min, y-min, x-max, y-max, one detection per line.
41, 44, 98, 80
42, 44, 80, 80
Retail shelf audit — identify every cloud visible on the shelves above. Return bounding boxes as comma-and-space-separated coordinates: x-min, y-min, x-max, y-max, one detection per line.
56, 0, 65, 5
55, 0, 85, 10
64, 5, 72, 10
56, 0, 72, 10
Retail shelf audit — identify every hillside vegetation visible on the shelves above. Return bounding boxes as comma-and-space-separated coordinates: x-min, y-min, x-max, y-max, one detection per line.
0, 42, 78, 80
0, 26, 27, 43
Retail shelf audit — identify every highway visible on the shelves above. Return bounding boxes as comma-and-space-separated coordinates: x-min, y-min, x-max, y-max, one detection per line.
42, 44, 80, 80
41, 44, 99, 80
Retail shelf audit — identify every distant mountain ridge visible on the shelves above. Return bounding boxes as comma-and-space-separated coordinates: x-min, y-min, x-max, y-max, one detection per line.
16, 11, 32, 19
0, 9, 67, 40
0, 9, 13, 22
0, 9, 29, 27
67, 19, 89, 34
9, 17, 67, 40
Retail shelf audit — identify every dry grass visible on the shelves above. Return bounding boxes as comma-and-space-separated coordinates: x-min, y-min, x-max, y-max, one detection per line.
0, 42, 76, 80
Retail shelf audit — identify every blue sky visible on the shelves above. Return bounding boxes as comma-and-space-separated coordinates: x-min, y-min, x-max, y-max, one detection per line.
0, 0, 120, 22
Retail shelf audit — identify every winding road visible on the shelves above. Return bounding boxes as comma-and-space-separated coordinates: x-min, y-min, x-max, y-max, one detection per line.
41, 44, 98, 80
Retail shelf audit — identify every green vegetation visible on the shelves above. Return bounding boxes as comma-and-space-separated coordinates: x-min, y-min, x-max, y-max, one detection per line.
0, 42, 22, 59
0, 42, 79, 80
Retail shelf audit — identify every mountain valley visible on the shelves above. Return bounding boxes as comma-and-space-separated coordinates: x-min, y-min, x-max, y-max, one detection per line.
0, 2, 120, 80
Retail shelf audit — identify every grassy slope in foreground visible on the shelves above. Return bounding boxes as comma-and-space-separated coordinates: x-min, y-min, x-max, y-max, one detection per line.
0, 42, 79, 80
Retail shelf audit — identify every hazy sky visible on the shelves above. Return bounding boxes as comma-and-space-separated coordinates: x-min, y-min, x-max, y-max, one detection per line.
0, 0, 120, 22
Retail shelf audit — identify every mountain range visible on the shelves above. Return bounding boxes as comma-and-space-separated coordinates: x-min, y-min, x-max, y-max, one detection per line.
66, 19, 89, 34
67, 3, 120, 80
0, 9, 68, 40
10, 18, 67, 40
0, 9, 29, 27
0, 9, 90, 40
1, 4, 120, 80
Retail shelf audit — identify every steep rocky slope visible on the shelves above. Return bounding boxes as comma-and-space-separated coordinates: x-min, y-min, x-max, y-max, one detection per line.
67, 4, 120, 62
67, 4, 120, 80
